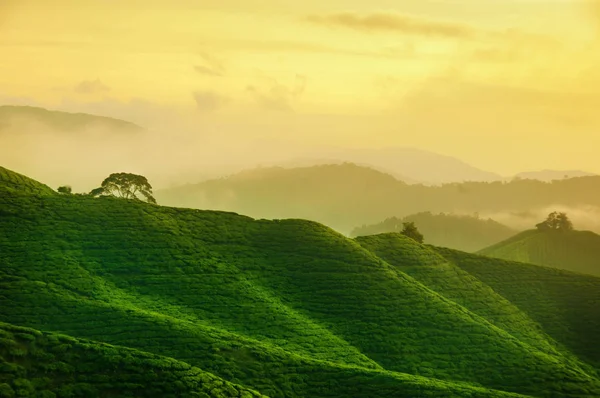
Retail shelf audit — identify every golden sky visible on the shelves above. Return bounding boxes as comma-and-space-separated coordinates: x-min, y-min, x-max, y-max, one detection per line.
2, 0, 600, 175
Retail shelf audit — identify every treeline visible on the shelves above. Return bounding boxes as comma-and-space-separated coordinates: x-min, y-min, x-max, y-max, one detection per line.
351, 212, 516, 252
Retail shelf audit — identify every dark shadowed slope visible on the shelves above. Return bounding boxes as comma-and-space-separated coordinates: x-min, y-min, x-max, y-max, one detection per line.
435, 246, 600, 371
0, 105, 144, 134
356, 234, 600, 372
479, 229, 600, 276
0, 322, 265, 398
2, 167, 600, 397
352, 212, 516, 252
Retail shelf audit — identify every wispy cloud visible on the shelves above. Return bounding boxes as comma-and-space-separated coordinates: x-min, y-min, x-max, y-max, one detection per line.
246, 74, 307, 112
74, 79, 111, 94
193, 52, 225, 77
192, 90, 228, 111
305, 12, 475, 39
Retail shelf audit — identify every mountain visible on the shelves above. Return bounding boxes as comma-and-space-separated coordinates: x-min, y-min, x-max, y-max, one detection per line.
2, 166, 600, 397
513, 170, 597, 182
351, 212, 517, 252
318, 147, 503, 184
157, 166, 600, 234
478, 229, 600, 276
0, 105, 144, 134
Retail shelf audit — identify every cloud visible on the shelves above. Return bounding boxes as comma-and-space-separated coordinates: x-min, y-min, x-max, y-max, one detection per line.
193, 52, 225, 77
192, 90, 228, 111
74, 79, 111, 94
246, 74, 307, 112
305, 12, 475, 39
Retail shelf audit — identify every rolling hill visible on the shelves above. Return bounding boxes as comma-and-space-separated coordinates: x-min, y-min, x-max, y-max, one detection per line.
0, 105, 144, 134
156, 164, 600, 234
2, 165, 600, 397
351, 212, 517, 252
478, 229, 600, 276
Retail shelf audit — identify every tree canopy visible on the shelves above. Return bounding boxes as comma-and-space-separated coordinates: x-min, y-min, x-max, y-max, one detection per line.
401, 221, 424, 243
90, 172, 156, 204
57, 185, 72, 194
536, 211, 573, 231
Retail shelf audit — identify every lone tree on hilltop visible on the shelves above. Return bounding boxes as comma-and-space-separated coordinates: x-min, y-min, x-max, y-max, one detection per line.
57, 185, 72, 194
536, 211, 573, 232
90, 172, 156, 204
401, 221, 424, 243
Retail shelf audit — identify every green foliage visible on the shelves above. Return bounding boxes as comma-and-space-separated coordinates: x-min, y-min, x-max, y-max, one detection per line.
436, 246, 600, 370
0, 322, 264, 398
91, 172, 156, 204
400, 221, 424, 243
1, 167, 600, 397
479, 229, 600, 276
351, 212, 516, 252
536, 211, 573, 231
57, 185, 72, 194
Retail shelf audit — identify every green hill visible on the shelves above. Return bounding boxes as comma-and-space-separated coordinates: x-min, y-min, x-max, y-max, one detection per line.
0, 322, 264, 398
478, 229, 600, 276
0, 105, 144, 134
2, 167, 600, 397
156, 166, 600, 234
351, 212, 516, 252
0, 166, 55, 196
435, 246, 600, 370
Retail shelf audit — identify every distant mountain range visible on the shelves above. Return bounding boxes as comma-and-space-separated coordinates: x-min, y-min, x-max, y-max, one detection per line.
479, 229, 600, 276
156, 163, 600, 234
513, 170, 597, 182
0, 105, 144, 134
271, 147, 503, 185
351, 212, 517, 252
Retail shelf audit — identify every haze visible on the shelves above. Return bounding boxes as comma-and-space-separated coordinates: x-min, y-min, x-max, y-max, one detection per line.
2, 0, 600, 184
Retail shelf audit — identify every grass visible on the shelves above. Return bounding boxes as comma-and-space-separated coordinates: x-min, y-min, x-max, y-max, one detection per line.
1, 165, 600, 397
478, 229, 600, 276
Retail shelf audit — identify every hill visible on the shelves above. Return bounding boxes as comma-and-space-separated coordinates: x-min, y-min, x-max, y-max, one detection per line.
513, 170, 597, 182
317, 147, 502, 184
351, 212, 517, 252
478, 229, 600, 276
0, 105, 144, 134
2, 166, 600, 397
157, 166, 600, 234
0, 321, 264, 398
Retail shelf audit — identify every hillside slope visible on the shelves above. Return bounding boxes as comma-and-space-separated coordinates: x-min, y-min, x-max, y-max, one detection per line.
1, 167, 600, 397
351, 212, 516, 252
0, 322, 264, 398
479, 230, 600, 276
436, 246, 600, 370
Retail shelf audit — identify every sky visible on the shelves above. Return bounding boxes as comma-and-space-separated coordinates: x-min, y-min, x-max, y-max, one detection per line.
2, 0, 600, 177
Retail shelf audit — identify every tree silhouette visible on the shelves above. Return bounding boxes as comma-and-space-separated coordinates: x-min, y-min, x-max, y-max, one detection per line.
90, 173, 156, 204
536, 211, 573, 231
401, 221, 424, 243
57, 185, 72, 194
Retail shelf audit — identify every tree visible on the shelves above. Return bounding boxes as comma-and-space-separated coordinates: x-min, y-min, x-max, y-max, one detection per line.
90, 173, 156, 204
401, 221, 424, 243
536, 211, 573, 231
57, 185, 72, 194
